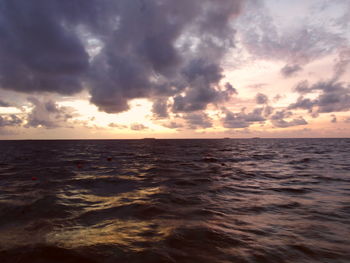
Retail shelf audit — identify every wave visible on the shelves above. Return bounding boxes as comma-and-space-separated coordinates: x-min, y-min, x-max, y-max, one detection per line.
0, 139, 349, 262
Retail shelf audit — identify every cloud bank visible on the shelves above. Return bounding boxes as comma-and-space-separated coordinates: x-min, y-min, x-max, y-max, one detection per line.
0, 0, 349, 137
0, 0, 244, 117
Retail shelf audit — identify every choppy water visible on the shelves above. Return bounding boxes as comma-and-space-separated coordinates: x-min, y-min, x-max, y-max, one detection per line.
0, 139, 349, 263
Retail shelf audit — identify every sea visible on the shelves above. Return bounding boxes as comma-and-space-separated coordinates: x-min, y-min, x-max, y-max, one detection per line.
0, 138, 349, 263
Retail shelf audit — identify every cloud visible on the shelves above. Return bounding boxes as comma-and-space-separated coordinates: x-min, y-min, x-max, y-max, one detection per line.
273, 117, 308, 128
270, 110, 293, 121
243, 108, 266, 122
255, 93, 268, 104
290, 80, 350, 114
246, 83, 268, 90
184, 112, 213, 129
171, 61, 237, 113
0, 1, 89, 95
330, 114, 337, 123
152, 98, 169, 119
108, 123, 127, 129
269, 109, 307, 128
333, 47, 350, 81
271, 116, 308, 128
263, 105, 274, 117
130, 123, 148, 131
288, 96, 315, 112
273, 94, 283, 102
280, 64, 302, 77
224, 82, 238, 95
0, 114, 22, 127
294, 80, 310, 94
223, 111, 249, 128
328, 0, 350, 29
163, 121, 183, 129
237, 1, 347, 65
0, 0, 244, 116
289, 45, 350, 116
172, 83, 220, 113
26, 97, 75, 128
223, 107, 265, 129
0, 100, 11, 107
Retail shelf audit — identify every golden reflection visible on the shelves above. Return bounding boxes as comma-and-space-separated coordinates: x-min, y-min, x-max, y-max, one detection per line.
52, 185, 173, 251
57, 186, 162, 212
46, 219, 173, 251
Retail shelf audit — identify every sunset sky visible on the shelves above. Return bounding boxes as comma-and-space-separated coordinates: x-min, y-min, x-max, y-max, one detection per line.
0, 0, 349, 139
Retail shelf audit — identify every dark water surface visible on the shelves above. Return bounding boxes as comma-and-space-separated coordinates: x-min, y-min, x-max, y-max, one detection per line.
0, 139, 349, 262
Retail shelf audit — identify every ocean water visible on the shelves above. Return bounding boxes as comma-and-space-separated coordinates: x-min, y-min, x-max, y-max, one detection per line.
0, 138, 349, 263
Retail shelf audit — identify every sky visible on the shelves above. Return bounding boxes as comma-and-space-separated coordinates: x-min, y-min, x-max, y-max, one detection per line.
0, 0, 349, 139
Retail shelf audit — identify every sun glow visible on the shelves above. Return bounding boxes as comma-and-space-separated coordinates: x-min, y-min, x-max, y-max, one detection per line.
59, 98, 174, 135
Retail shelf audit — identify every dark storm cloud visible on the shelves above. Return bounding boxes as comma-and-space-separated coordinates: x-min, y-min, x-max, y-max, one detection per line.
255, 93, 268, 104
172, 83, 220, 113
182, 59, 223, 85
0, 0, 244, 116
0, 99, 11, 107
171, 61, 239, 113
26, 97, 75, 128
152, 98, 169, 119
0, 0, 89, 95
280, 64, 302, 78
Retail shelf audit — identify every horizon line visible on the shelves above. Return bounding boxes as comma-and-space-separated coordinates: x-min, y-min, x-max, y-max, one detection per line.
0, 137, 349, 141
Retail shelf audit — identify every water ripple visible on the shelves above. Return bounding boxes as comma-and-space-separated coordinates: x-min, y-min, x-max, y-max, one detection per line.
0, 138, 349, 262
